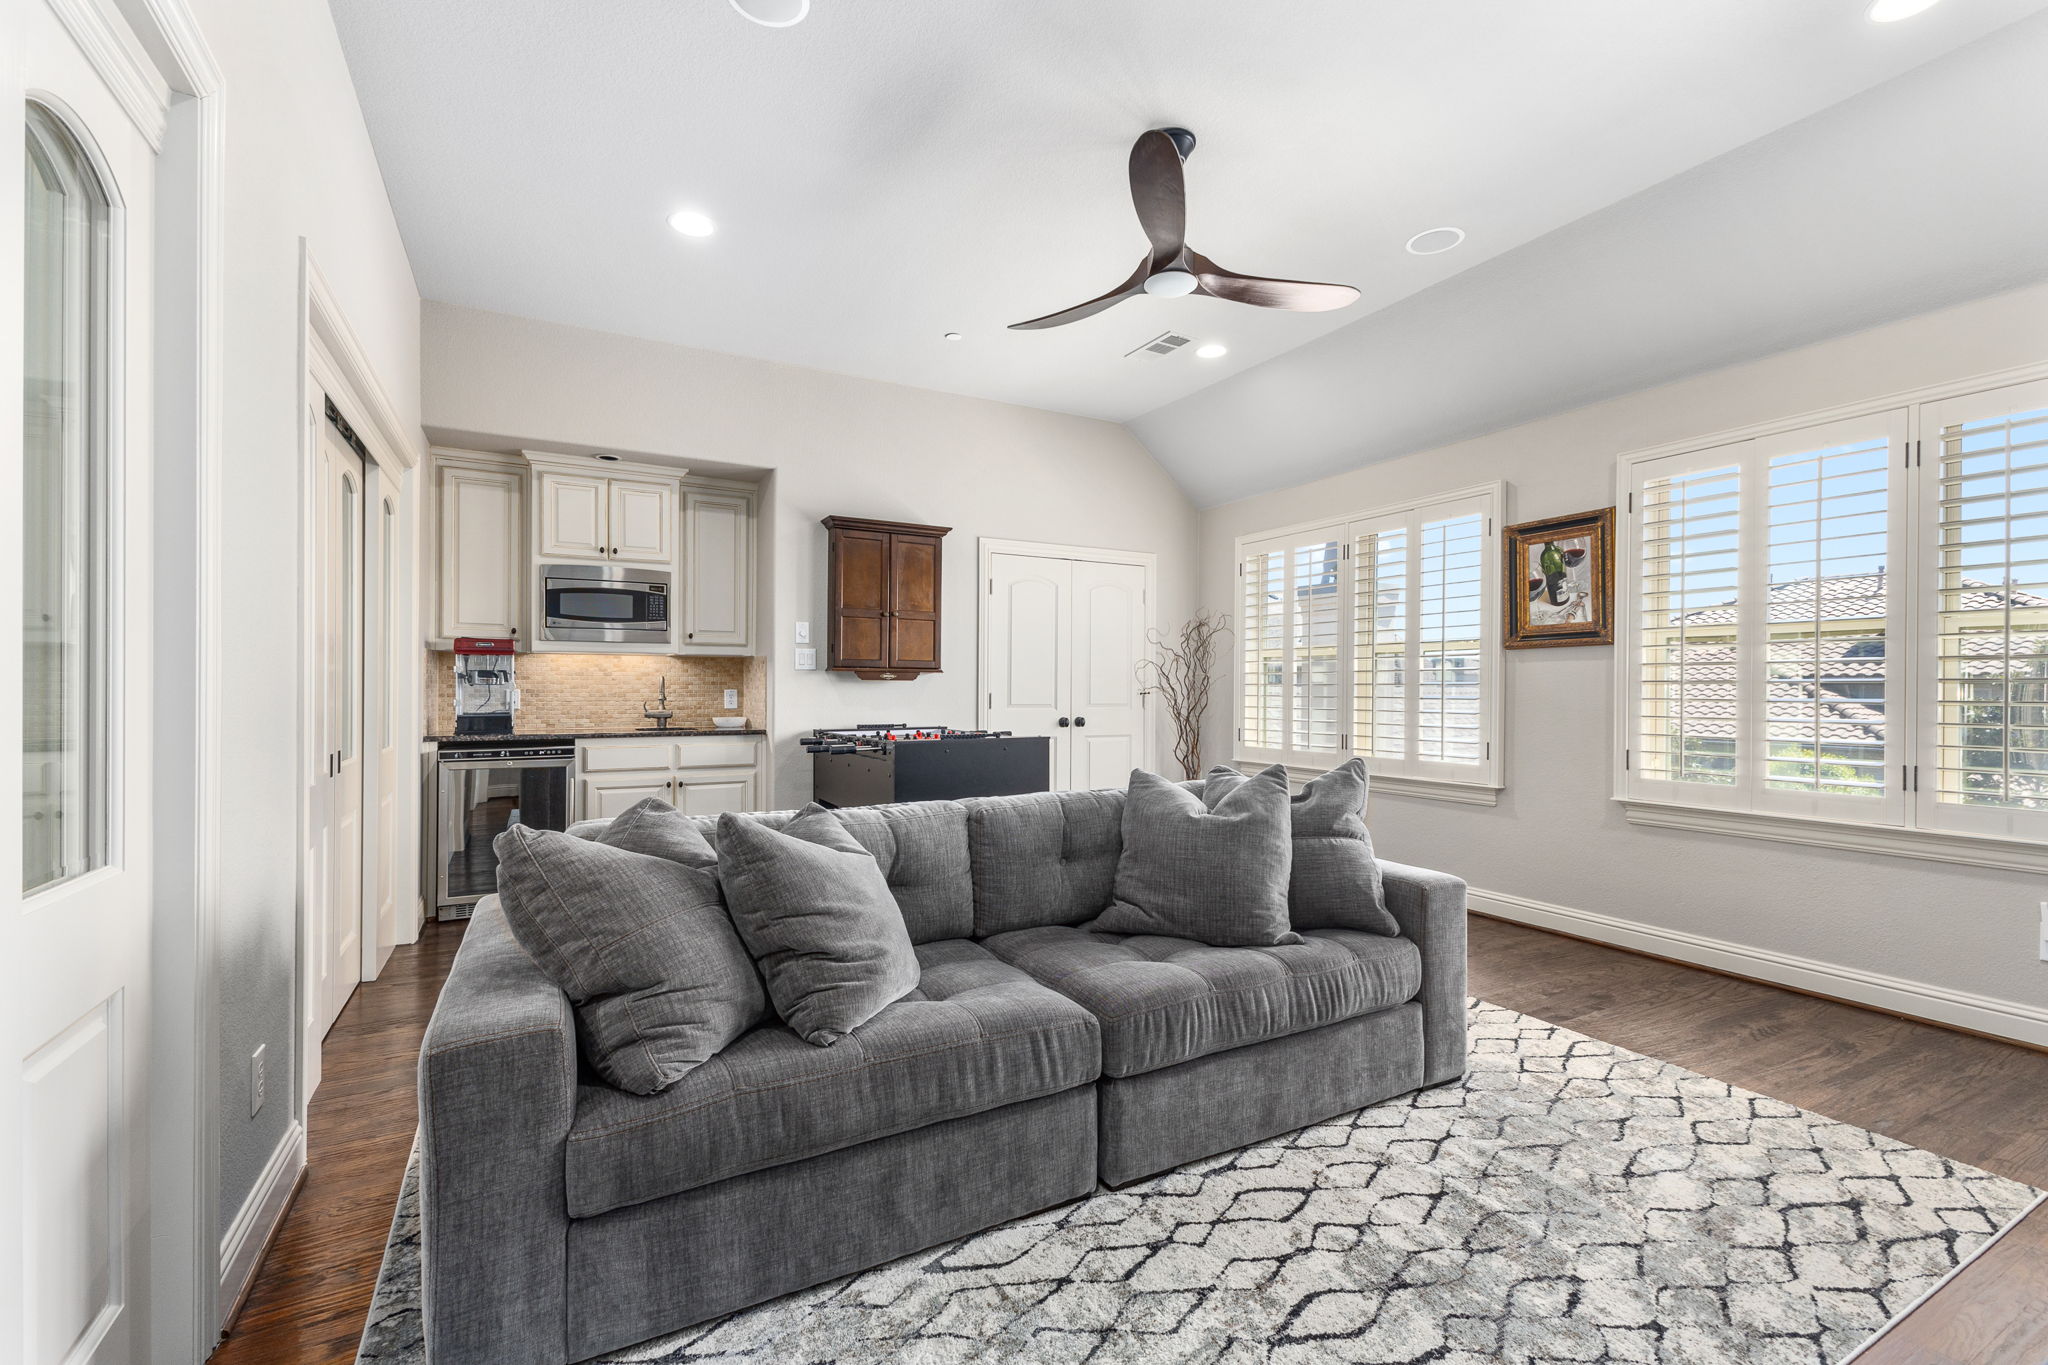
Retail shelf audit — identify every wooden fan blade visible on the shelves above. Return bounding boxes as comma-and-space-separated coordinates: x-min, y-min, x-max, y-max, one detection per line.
1008, 256, 1152, 330
1129, 130, 1187, 267
1190, 250, 1360, 312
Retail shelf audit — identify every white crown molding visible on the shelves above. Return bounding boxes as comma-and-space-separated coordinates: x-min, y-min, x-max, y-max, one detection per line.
1618, 799, 2048, 877
42, 0, 171, 149
1469, 886, 2048, 1049
216, 1121, 305, 1328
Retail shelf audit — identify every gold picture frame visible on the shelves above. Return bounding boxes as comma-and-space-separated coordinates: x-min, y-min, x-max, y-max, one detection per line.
1503, 507, 1614, 649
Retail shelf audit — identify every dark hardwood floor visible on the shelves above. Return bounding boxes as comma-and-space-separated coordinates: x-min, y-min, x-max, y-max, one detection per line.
212, 912, 2048, 1364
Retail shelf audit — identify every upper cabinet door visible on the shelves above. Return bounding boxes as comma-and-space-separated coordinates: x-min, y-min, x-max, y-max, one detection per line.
437, 463, 523, 640
830, 528, 891, 670
683, 490, 752, 651
886, 533, 944, 670
609, 478, 675, 564
538, 472, 609, 560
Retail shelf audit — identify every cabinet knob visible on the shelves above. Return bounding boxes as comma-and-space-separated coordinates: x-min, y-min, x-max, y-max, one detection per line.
1074, 716, 1087, 728
1057, 716, 1070, 728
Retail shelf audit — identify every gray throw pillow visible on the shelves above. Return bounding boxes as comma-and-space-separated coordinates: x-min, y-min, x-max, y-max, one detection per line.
715, 804, 920, 1047
1206, 758, 1396, 936
493, 823, 765, 1095
1089, 766, 1300, 947
594, 796, 718, 869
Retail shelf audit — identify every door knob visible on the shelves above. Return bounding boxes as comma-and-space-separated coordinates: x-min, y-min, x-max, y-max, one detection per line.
1074, 717, 1087, 727
1057, 717, 1070, 728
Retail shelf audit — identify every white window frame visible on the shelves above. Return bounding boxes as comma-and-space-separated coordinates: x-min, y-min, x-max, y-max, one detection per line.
1614, 362, 2048, 874
1235, 482, 1504, 803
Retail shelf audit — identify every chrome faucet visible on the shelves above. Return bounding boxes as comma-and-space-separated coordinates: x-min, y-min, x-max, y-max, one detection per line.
642, 676, 675, 730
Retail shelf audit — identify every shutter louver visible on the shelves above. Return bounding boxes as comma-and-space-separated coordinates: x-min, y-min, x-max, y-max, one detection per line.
1933, 403, 2048, 814
1290, 537, 1344, 755
1638, 463, 1742, 788
1241, 548, 1284, 751
1763, 439, 1891, 798
1418, 513, 1486, 764
1353, 528, 1409, 760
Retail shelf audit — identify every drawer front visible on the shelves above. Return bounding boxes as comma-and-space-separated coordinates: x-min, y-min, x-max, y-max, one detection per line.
675, 737, 760, 769
577, 739, 677, 774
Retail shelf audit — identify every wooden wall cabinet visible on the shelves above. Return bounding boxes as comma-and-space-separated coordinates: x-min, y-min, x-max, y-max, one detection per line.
822, 516, 950, 679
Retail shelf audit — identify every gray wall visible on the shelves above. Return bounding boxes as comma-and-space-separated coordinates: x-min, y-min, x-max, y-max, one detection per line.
1199, 280, 2048, 1035
422, 302, 1202, 806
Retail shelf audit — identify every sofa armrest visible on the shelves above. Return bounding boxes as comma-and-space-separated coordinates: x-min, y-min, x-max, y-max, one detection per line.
418, 897, 578, 1365
1377, 860, 1469, 1086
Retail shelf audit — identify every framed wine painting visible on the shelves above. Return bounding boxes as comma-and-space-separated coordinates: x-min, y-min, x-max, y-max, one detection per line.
1503, 507, 1614, 648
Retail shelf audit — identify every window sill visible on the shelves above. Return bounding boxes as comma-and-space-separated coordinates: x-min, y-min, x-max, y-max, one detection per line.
1618, 799, 2048, 875
1281, 765, 1501, 807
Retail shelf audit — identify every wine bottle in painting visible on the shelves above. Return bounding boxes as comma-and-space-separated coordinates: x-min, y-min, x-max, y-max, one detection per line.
1540, 540, 1566, 605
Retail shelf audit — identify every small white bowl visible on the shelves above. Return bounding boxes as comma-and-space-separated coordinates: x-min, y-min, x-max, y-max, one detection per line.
711, 716, 748, 730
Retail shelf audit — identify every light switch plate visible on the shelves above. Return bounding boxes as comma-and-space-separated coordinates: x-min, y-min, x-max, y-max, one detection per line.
795, 647, 817, 670
794, 621, 811, 644
723, 688, 738, 709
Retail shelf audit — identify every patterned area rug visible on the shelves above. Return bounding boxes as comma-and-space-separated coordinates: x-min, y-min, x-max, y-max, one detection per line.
358, 1002, 2042, 1364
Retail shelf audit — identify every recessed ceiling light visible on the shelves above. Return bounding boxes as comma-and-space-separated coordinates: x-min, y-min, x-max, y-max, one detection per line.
1868, 0, 1942, 20
1405, 226, 1466, 256
730, 0, 810, 26
667, 209, 716, 238
1194, 343, 1228, 359
943, 332, 963, 342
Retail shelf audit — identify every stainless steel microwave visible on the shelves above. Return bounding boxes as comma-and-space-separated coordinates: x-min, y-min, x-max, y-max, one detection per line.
541, 563, 673, 645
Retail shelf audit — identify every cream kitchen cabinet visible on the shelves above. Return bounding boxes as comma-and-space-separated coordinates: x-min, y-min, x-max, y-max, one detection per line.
433, 455, 524, 643
530, 454, 678, 567
574, 735, 764, 821
681, 486, 755, 654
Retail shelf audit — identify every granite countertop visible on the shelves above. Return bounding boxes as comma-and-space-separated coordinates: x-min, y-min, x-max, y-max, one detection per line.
428, 728, 766, 745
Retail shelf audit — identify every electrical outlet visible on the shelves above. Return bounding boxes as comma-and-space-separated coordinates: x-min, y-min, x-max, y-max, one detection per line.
794, 647, 817, 671
722, 688, 738, 710
794, 621, 811, 644
250, 1044, 267, 1117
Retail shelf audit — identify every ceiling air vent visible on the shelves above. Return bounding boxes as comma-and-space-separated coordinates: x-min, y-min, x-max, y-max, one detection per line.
1126, 331, 1193, 359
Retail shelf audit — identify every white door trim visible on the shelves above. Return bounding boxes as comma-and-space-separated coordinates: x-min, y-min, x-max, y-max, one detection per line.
976, 537, 1160, 778
298, 252, 425, 1126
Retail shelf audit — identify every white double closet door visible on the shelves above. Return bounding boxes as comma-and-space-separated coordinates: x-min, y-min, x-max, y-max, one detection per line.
985, 553, 1150, 791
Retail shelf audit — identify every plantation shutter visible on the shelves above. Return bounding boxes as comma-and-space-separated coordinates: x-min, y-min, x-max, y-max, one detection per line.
1917, 377, 2048, 842
1627, 415, 1906, 822
1236, 485, 1500, 786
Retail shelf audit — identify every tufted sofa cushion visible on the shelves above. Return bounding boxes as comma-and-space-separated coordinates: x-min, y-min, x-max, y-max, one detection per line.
563, 938, 1100, 1218
571, 799, 973, 945
963, 789, 1125, 936
982, 925, 1420, 1078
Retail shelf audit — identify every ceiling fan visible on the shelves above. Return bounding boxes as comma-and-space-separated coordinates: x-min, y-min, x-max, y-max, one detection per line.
1009, 127, 1361, 331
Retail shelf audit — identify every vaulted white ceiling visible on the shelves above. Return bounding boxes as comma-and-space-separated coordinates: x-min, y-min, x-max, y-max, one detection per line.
330, 0, 2048, 503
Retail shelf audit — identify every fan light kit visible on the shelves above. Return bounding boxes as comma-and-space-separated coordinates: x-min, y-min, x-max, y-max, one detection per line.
730, 0, 810, 26
667, 209, 716, 238
1195, 343, 1228, 359
1010, 127, 1361, 330
1868, 0, 1942, 19
1405, 227, 1466, 256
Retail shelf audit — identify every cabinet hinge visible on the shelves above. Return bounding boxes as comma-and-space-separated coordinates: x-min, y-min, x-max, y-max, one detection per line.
1913, 764, 1920, 792
988, 577, 994, 594
1914, 439, 1923, 469
1624, 748, 1632, 771
1485, 741, 1491, 760
1627, 491, 1634, 514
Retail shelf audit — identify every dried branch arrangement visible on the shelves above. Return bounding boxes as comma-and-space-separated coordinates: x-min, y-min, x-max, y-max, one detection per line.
1137, 611, 1232, 779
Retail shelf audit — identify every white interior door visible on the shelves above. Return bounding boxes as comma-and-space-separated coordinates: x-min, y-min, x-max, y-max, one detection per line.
11, 9, 159, 1362
984, 550, 1153, 792
985, 554, 1071, 789
312, 421, 364, 1042
1069, 559, 1149, 790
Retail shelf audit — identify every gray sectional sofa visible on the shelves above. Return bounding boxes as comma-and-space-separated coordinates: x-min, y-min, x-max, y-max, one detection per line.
416, 788, 1468, 1365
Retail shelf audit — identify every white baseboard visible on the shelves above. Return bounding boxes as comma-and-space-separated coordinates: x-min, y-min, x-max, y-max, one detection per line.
216, 1121, 306, 1332
1469, 887, 2048, 1050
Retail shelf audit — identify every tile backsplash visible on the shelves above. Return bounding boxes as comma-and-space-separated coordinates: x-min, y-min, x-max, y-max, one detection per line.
426, 652, 756, 734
